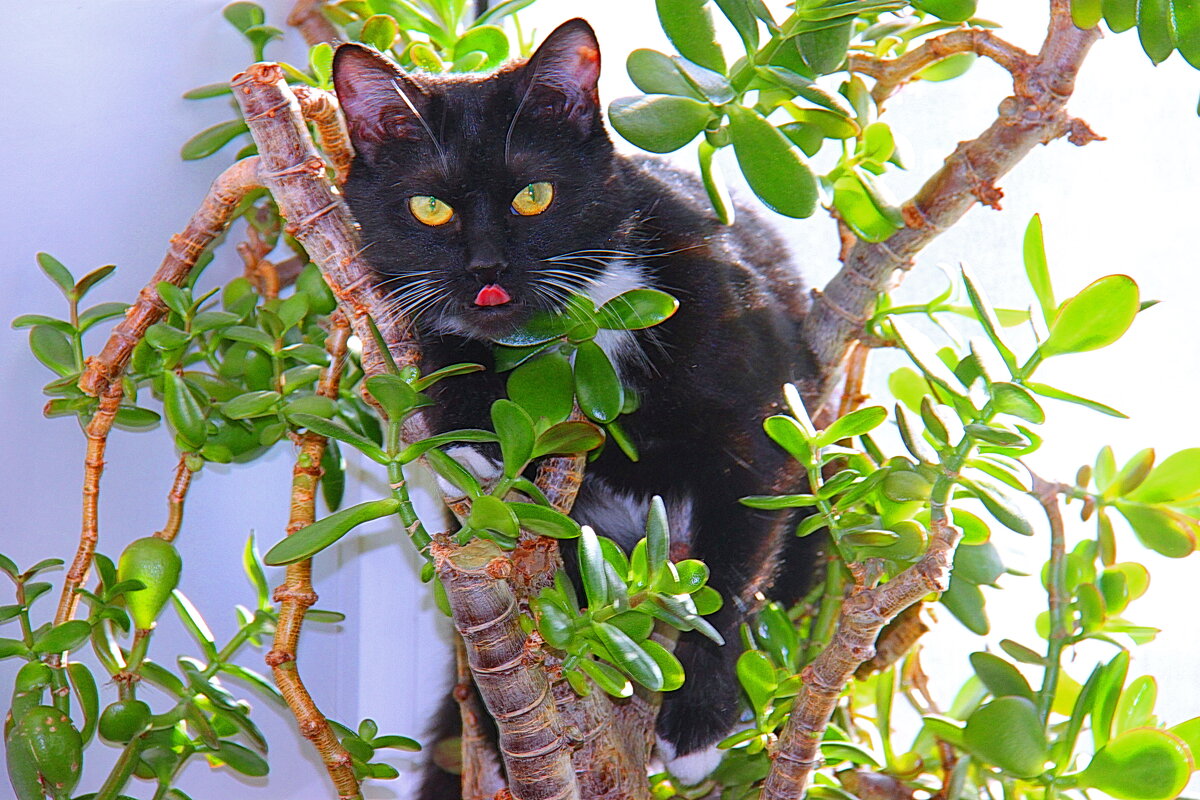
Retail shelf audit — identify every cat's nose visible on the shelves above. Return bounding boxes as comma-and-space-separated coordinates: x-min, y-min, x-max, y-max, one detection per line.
468, 263, 507, 285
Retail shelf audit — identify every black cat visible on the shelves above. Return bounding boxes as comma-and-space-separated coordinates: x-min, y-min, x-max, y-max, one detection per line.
332, 19, 819, 789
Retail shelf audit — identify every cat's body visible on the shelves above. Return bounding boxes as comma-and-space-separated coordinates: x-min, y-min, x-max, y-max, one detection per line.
332, 20, 819, 790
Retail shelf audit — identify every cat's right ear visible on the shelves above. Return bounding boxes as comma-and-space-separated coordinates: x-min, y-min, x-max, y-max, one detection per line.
332, 44, 429, 159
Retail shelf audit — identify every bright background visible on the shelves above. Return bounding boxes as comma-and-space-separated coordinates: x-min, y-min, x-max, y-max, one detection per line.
2, 1, 1198, 797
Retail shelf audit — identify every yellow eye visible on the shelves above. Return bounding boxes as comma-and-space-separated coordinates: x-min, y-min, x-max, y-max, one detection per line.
409, 195, 454, 226
511, 182, 554, 216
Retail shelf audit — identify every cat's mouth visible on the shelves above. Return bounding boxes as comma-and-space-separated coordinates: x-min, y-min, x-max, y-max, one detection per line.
473, 284, 512, 307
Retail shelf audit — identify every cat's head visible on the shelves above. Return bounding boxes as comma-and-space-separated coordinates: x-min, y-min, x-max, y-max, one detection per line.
334, 19, 632, 341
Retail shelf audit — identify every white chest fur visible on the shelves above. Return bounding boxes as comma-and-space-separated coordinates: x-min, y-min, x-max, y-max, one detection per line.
583, 259, 649, 380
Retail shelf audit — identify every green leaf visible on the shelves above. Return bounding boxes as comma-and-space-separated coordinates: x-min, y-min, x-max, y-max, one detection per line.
579, 526, 611, 608
28, 325, 76, 375
590, 622, 661, 691
740, 494, 819, 509
644, 495, 671, 586
578, 657, 632, 698
1115, 503, 1196, 558
1025, 381, 1127, 418
211, 739, 270, 777
1174, 0, 1200, 67
11, 314, 74, 334
1129, 447, 1200, 503
627, 48, 699, 98
655, 0, 726, 71
917, 51, 977, 81
1094, 650, 1130, 748
398, 430, 500, 463
365, 374, 429, 420
737, 649, 778, 712
510, 503, 582, 539
532, 421, 605, 459
1041, 275, 1140, 357
832, 174, 899, 242
263, 498, 401, 565
222, 325, 276, 352
1081, 728, 1190, 800
1072, 0, 1104, 26
66, 662, 99, 745
1114, 675, 1157, 733
915, 0, 978, 21
963, 696, 1047, 777
222, 390, 281, 420
164, 372, 207, 449
962, 267, 1018, 374
289, 414, 389, 463
796, 20, 852, 74
1105, 0, 1139, 31
989, 382, 1045, 424
181, 120, 249, 160
508, 351, 573, 424
75, 264, 116, 298
145, 322, 190, 352
468, 495, 520, 539
36, 252, 74, 295
573, 341, 623, 423
453, 25, 509, 70
171, 590, 218, 660
31, 620, 91, 654
1137, 0, 1176, 63
224, 1, 265, 31
969, 651, 1034, 701
962, 478, 1033, 536
816, 405, 887, 446
473, 0, 538, 27
1022, 214, 1056, 327
941, 577, 989, 634
491, 399, 536, 478
359, 14, 399, 50
698, 140, 735, 224
596, 289, 679, 331
608, 95, 712, 154
728, 106, 817, 218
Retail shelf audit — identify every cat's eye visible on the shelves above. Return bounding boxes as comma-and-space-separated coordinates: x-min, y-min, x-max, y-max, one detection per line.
409, 195, 454, 226
511, 182, 554, 216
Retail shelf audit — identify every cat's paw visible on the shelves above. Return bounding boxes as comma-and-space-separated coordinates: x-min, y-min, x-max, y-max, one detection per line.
435, 446, 502, 501
657, 737, 725, 786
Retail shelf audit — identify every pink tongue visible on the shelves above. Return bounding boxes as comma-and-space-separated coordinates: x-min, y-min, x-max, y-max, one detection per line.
474, 284, 512, 307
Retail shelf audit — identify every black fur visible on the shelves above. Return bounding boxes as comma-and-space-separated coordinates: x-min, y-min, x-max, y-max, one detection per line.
333, 19, 820, 792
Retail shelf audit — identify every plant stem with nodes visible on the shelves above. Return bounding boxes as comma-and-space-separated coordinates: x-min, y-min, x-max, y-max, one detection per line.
1031, 473, 1071, 723
801, 0, 1100, 411
53, 382, 123, 628
155, 454, 197, 543
266, 313, 359, 800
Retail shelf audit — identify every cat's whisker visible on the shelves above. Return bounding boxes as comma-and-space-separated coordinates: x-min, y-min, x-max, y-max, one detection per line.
389, 78, 449, 173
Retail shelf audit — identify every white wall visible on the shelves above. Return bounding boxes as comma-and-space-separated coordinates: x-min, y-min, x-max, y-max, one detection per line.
1, 2, 1197, 798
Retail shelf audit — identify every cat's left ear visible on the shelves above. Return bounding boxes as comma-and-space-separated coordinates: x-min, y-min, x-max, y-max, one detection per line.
516, 19, 602, 135
332, 43, 430, 160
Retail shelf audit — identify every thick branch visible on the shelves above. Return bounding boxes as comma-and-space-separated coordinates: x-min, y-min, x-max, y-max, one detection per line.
79, 157, 261, 398
803, 3, 1100, 408
288, 0, 338, 47
434, 537, 579, 800
267, 314, 360, 800
762, 518, 962, 800
294, 86, 355, 185
849, 28, 1034, 105
454, 637, 508, 800
230, 64, 428, 440
53, 383, 123, 626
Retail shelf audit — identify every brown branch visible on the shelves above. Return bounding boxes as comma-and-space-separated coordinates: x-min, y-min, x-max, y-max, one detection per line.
764, 518, 962, 799
849, 28, 1035, 106
803, 1, 1100, 409
79, 157, 261, 398
455, 637, 508, 800
433, 537, 579, 800
155, 455, 197, 543
288, 0, 338, 47
53, 382, 124, 626
267, 313, 360, 800
230, 64, 428, 439
294, 85, 356, 184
